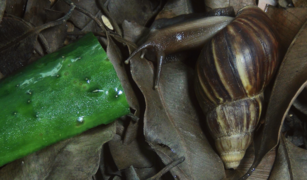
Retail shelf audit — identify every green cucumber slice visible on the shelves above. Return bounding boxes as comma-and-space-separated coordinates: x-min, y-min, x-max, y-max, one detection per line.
0, 33, 130, 167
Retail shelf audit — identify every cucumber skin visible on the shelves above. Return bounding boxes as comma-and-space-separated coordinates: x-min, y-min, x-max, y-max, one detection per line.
0, 33, 130, 167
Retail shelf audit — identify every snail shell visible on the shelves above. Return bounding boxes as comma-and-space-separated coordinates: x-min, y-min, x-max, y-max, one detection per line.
195, 6, 281, 169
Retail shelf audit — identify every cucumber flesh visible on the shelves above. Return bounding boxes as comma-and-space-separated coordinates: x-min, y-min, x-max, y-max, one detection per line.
0, 33, 130, 167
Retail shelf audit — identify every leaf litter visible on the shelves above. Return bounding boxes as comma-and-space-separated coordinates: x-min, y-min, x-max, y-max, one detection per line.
1, 0, 307, 180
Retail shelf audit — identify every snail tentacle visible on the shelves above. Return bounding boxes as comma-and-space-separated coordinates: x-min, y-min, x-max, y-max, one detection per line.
125, 44, 153, 64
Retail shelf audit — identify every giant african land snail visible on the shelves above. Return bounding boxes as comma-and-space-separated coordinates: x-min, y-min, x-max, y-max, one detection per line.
195, 6, 281, 169
125, 15, 234, 88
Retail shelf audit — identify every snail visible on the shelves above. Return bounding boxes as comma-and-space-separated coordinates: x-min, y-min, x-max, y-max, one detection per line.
125, 15, 234, 88
195, 6, 281, 169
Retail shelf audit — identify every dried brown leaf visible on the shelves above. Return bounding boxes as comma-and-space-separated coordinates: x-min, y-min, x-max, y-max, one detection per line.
122, 20, 148, 43
108, 134, 156, 170
0, 5, 74, 76
125, 166, 141, 180
41, 24, 67, 53
106, 0, 160, 26
23, 0, 51, 26
269, 135, 307, 180
107, 35, 140, 144
265, 6, 307, 49
5, 0, 27, 18
130, 57, 225, 180
0, 16, 33, 75
241, 20, 307, 179
155, 0, 193, 19
107, 35, 140, 115
0, 123, 116, 180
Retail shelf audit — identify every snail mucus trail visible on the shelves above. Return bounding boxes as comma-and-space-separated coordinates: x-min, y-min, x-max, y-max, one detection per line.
195, 6, 282, 169
125, 13, 234, 89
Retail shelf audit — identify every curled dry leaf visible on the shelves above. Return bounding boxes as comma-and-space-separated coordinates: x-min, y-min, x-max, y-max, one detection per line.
242, 20, 307, 179
107, 35, 140, 144
130, 57, 225, 180
269, 135, 307, 180
0, 123, 116, 180
265, 6, 307, 49
106, 35, 140, 116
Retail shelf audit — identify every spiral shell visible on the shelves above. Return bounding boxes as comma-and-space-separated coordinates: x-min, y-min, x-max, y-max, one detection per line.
195, 6, 281, 169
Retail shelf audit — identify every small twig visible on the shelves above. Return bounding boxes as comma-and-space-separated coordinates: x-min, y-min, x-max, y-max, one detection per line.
146, 156, 185, 180
110, 32, 138, 49
62, 0, 107, 32
4, 14, 51, 54
80, 10, 102, 31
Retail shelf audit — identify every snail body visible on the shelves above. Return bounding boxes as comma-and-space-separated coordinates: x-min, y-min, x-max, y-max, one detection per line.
195, 6, 281, 169
126, 15, 234, 88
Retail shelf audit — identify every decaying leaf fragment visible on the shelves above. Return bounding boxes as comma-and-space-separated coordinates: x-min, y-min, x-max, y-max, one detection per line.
269, 135, 307, 180
0, 124, 116, 180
